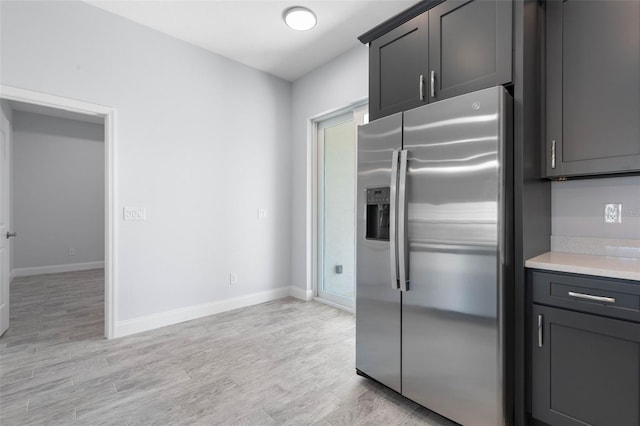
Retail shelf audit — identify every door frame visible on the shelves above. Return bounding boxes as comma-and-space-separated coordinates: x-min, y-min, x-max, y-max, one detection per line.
311, 99, 368, 313
0, 85, 117, 339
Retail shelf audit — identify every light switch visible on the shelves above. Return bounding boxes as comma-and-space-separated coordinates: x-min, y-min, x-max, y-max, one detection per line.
123, 206, 146, 221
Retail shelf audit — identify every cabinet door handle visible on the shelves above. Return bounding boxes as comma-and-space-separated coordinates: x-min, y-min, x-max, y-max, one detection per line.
568, 291, 616, 304
537, 314, 543, 348
419, 74, 425, 101
551, 140, 556, 169
430, 70, 436, 98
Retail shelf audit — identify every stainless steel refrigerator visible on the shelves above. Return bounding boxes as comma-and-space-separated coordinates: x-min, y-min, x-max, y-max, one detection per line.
356, 86, 512, 426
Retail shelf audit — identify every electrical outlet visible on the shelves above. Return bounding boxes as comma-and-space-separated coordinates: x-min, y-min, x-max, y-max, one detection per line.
68, 248, 76, 256
257, 209, 267, 220
604, 203, 622, 223
229, 273, 238, 286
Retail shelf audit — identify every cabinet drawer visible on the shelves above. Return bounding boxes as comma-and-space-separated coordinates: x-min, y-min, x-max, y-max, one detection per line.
531, 271, 640, 323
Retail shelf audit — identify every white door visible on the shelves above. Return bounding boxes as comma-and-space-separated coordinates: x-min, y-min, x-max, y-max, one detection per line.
0, 114, 10, 336
315, 106, 368, 310
0, 116, 11, 335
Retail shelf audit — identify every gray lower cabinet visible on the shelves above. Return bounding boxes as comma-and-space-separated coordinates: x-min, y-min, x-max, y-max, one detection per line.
368, 0, 512, 121
532, 305, 640, 426
530, 270, 640, 426
546, 0, 640, 178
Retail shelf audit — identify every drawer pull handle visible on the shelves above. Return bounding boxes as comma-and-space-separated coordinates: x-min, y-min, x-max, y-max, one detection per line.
568, 291, 616, 304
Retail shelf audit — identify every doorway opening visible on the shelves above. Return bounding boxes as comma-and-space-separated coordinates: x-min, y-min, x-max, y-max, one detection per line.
313, 103, 368, 312
0, 86, 116, 339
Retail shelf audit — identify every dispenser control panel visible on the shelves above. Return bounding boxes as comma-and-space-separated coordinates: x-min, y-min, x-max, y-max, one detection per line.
366, 187, 390, 241
367, 187, 390, 204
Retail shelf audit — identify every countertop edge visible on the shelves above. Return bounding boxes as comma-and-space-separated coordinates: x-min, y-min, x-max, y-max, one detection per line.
525, 252, 640, 282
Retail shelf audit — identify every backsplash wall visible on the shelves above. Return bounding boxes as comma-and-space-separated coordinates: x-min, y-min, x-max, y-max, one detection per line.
552, 175, 640, 240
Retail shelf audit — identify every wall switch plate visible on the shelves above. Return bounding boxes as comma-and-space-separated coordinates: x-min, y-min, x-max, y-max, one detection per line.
257, 209, 267, 219
604, 203, 622, 223
123, 206, 146, 221
68, 248, 76, 256
229, 273, 238, 286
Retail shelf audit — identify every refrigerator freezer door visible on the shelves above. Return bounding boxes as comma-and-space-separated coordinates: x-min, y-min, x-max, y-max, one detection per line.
401, 87, 509, 426
356, 113, 403, 393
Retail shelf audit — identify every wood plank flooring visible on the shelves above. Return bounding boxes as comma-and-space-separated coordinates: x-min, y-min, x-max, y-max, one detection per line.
0, 270, 458, 425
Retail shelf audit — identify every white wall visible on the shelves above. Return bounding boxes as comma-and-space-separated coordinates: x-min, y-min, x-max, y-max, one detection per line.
552, 176, 640, 240
12, 111, 104, 271
1, 0, 292, 329
290, 46, 368, 296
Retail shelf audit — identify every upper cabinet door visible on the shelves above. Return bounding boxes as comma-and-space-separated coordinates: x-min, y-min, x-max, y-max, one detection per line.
428, 0, 512, 102
546, 0, 640, 178
369, 13, 429, 121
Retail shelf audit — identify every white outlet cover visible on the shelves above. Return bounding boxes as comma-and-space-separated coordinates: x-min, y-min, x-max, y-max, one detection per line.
229, 273, 238, 285
257, 209, 267, 219
124, 206, 146, 221
604, 203, 622, 224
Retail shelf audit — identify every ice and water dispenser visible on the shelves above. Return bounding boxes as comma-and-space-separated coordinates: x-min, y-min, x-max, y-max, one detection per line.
365, 187, 390, 241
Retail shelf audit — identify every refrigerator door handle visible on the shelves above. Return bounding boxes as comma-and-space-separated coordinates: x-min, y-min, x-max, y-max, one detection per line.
389, 150, 400, 289
397, 149, 409, 291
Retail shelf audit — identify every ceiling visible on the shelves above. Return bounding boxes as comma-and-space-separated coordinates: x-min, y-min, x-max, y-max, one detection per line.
84, 0, 418, 81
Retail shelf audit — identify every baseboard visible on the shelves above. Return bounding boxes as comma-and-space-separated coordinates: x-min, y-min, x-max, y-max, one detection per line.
114, 286, 292, 338
289, 286, 313, 301
313, 296, 354, 314
12, 261, 105, 278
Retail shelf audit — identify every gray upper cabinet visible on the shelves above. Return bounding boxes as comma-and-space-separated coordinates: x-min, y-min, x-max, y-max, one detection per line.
546, 0, 640, 178
368, 0, 512, 121
428, 0, 512, 102
369, 14, 429, 121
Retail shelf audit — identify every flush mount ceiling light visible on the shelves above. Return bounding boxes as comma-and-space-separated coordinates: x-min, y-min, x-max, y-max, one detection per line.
283, 6, 317, 31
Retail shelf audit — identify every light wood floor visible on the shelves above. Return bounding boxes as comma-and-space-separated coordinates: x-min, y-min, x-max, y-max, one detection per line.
0, 270, 457, 425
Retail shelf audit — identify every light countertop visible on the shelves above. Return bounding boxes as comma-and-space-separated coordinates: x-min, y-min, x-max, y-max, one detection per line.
525, 251, 640, 282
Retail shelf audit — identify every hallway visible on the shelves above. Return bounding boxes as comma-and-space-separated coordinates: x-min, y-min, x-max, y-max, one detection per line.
3, 269, 104, 347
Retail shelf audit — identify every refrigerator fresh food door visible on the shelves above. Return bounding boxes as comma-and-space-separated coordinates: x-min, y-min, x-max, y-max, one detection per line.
401, 87, 510, 426
356, 112, 402, 393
